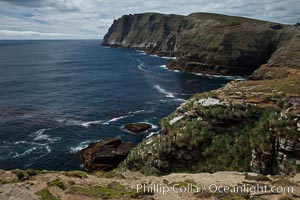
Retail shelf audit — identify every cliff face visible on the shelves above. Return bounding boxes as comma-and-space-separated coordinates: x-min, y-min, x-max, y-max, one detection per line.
102, 12, 300, 77
120, 77, 300, 176
102, 13, 300, 177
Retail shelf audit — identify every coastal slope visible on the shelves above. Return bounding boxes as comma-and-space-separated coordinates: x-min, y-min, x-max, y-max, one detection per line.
103, 12, 300, 78
1, 169, 300, 199
102, 13, 300, 176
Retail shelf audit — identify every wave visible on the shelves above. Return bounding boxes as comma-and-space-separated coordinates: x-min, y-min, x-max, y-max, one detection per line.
159, 65, 167, 69
161, 56, 177, 60
70, 140, 95, 153
11, 141, 51, 160
154, 85, 186, 102
146, 131, 160, 138
80, 109, 145, 128
30, 128, 60, 143
154, 85, 175, 98
12, 147, 37, 158
57, 118, 84, 126
159, 65, 179, 73
103, 115, 129, 125
81, 120, 104, 128
137, 63, 148, 72
193, 73, 246, 80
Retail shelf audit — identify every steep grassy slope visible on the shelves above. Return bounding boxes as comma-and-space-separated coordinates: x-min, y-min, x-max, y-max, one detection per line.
119, 75, 300, 176
103, 12, 300, 77
101, 12, 300, 177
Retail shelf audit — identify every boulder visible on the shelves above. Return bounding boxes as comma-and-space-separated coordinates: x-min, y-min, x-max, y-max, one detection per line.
123, 123, 152, 134
76, 138, 135, 171
0, 171, 18, 184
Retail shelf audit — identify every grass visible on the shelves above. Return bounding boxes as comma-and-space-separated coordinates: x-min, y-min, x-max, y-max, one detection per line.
64, 171, 88, 179
36, 189, 59, 200
12, 169, 50, 181
67, 182, 137, 199
47, 179, 67, 190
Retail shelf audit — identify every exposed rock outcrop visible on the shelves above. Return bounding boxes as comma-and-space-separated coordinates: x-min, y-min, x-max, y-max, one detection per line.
76, 138, 135, 171
1, 170, 300, 200
123, 123, 152, 134
103, 12, 300, 78
119, 77, 300, 176
102, 12, 300, 177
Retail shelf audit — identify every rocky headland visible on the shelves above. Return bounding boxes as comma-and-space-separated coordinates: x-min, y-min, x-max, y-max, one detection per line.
102, 12, 300, 177
102, 12, 300, 78
1, 12, 300, 200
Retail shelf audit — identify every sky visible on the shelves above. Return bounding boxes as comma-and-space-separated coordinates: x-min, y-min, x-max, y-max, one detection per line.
0, 0, 299, 39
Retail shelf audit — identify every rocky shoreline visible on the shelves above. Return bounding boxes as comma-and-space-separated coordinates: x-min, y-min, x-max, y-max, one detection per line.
100, 12, 300, 176
1, 12, 300, 200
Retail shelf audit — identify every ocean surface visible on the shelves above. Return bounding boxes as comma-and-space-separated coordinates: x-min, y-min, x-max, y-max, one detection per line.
0, 40, 234, 170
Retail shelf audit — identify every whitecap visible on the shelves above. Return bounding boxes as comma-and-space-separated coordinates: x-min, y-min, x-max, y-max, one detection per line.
159, 65, 167, 69
129, 110, 145, 115
137, 63, 147, 72
193, 72, 246, 80
76, 110, 146, 128
161, 56, 177, 60
30, 128, 60, 143
81, 120, 104, 128
154, 85, 175, 98
146, 131, 160, 138
70, 140, 94, 153
103, 115, 129, 125
12, 147, 37, 158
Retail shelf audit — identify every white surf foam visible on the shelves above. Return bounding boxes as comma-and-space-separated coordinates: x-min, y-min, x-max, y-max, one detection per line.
81, 120, 104, 128
30, 128, 60, 143
147, 131, 160, 138
11, 141, 51, 160
161, 56, 177, 60
12, 147, 37, 158
154, 85, 175, 98
80, 110, 145, 128
154, 85, 186, 102
70, 140, 95, 153
193, 73, 246, 80
137, 63, 147, 72
103, 115, 128, 125
159, 65, 167, 69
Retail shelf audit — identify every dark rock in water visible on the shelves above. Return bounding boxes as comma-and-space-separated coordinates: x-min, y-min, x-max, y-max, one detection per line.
123, 123, 152, 134
76, 138, 135, 171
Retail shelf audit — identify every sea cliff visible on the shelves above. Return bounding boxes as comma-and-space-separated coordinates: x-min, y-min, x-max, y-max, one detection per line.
102, 12, 300, 78
102, 13, 300, 176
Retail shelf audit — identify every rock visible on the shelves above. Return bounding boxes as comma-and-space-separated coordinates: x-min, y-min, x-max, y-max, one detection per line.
198, 97, 222, 107
169, 116, 184, 125
76, 138, 135, 171
0, 171, 18, 184
123, 123, 152, 134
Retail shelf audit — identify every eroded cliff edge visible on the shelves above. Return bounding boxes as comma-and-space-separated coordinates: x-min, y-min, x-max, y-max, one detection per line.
101, 13, 300, 176
102, 12, 300, 78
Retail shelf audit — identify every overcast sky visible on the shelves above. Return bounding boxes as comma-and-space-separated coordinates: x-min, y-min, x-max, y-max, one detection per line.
0, 0, 299, 39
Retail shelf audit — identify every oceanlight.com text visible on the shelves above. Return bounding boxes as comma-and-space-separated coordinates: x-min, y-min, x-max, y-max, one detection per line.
133, 183, 294, 195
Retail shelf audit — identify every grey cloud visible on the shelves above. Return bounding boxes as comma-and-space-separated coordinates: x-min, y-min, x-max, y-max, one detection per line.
0, 0, 81, 12
0, 0, 299, 39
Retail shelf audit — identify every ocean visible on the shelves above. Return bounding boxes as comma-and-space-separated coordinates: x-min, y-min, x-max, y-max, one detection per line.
0, 40, 233, 170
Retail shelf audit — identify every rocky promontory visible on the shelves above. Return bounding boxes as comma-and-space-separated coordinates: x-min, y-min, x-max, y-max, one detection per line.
102, 12, 300, 177
102, 12, 300, 78
77, 138, 135, 171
